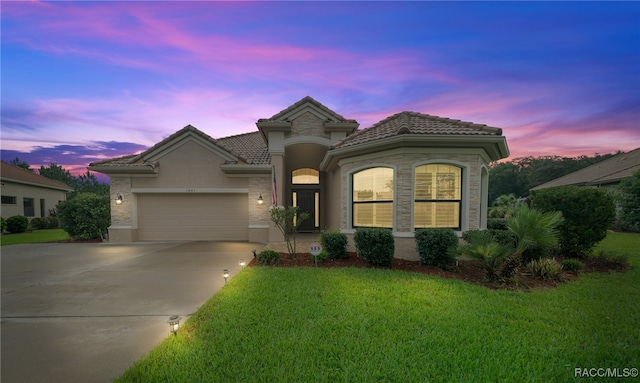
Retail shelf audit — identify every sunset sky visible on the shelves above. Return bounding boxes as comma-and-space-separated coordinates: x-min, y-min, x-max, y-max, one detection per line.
2, 1, 639, 178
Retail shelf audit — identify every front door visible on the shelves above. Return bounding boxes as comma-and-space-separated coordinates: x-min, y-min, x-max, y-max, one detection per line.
292, 189, 319, 232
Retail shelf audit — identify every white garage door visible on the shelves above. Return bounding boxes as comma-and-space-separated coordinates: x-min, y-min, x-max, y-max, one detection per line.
137, 193, 248, 241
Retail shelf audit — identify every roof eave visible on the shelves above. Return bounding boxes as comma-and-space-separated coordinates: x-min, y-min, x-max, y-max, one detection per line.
87, 165, 159, 175
321, 135, 509, 171
0, 177, 74, 192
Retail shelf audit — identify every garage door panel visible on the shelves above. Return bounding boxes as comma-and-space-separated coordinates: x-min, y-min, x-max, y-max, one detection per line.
137, 194, 247, 241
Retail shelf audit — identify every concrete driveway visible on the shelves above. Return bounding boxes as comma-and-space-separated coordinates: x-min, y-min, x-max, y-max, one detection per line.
1, 241, 263, 383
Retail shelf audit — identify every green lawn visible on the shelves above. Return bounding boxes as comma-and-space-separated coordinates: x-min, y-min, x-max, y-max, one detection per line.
0, 229, 70, 246
115, 232, 640, 382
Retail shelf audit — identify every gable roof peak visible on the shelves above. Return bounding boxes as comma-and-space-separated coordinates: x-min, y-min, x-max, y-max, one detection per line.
261, 95, 356, 123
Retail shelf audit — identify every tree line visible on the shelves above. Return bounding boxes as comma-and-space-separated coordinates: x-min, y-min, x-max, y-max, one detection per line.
8, 157, 109, 198
488, 152, 620, 204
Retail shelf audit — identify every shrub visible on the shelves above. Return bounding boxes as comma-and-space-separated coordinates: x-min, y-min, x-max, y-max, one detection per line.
1, 217, 6, 232
415, 228, 458, 268
354, 228, 394, 266
44, 216, 59, 229
6, 215, 29, 233
615, 170, 640, 232
562, 259, 585, 272
257, 249, 281, 265
29, 217, 46, 230
532, 186, 615, 256
320, 230, 348, 259
592, 249, 629, 271
57, 193, 110, 240
487, 218, 508, 230
527, 258, 563, 280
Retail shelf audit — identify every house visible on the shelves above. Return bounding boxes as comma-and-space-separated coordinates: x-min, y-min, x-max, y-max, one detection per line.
1, 161, 73, 220
531, 148, 640, 192
89, 96, 509, 260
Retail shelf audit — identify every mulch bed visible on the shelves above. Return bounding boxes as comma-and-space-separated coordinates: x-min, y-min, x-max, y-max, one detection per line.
249, 252, 628, 291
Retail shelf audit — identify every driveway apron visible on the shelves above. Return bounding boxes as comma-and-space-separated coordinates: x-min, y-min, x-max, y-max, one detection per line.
1, 241, 263, 383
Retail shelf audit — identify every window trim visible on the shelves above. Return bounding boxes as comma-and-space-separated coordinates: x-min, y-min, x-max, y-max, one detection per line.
412, 162, 466, 231
350, 165, 395, 229
2, 195, 17, 205
292, 168, 319, 185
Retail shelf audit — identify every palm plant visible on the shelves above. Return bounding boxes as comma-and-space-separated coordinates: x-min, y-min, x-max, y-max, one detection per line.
506, 204, 564, 259
458, 231, 513, 281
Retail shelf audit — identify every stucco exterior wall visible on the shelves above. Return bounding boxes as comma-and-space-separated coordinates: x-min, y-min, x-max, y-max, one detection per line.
0, 181, 68, 219
132, 140, 248, 190
324, 167, 342, 231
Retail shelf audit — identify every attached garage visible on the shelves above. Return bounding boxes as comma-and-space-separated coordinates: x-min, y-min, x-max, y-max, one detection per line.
137, 193, 248, 241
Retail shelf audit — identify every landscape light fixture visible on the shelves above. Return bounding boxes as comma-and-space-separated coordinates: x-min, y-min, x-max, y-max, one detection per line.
167, 315, 182, 336
116, 194, 123, 205
223, 269, 230, 284
239, 259, 246, 270
257, 193, 264, 205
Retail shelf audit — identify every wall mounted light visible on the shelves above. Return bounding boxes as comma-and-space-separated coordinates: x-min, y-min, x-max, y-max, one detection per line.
115, 194, 123, 205
239, 258, 246, 270
167, 315, 182, 336
223, 269, 230, 284
257, 193, 264, 205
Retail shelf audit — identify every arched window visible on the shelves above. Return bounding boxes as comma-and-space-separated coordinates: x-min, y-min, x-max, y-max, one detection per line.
352, 167, 393, 228
292, 168, 319, 184
414, 164, 461, 229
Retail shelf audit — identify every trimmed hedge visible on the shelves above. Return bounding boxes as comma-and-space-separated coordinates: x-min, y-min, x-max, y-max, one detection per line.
487, 218, 508, 230
415, 228, 458, 268
320, 230, 348, 259
532, 186, 615, 256
354, 228, 394, 266
6, 215, 29, 233
257, 249, 281, 265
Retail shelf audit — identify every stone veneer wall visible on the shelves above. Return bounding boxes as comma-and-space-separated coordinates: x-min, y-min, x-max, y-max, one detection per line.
108, 176, 138, 242
287, 112, 331, 139
110, 176, 133, 227
248, 176, 272, 242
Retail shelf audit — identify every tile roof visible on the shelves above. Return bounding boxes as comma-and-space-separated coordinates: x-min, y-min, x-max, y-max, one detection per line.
89, 125, 271, 169
217, 131, 270, 165
532, 147, 640, 189
258, 96, 357, 124
1, 161, 74, 191
333, 111, 503, 149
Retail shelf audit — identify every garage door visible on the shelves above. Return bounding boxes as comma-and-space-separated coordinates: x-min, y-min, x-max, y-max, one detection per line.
137, 193, 248, 241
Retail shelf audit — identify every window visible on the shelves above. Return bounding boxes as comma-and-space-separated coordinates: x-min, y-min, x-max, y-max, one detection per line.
23, 198, 35, 217
414, 164, 461, 229
2, 195, 17, 204
352, 167, 393, 228
40, 199, 46, 218
292, 168, 319, 184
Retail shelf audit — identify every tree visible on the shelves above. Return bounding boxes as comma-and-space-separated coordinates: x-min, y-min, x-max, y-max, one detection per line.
72, 171, 109, 197
616, 170, 640, 232
269, 206, 310, 259
39, 163, 74, 185
9, 157, 32, 172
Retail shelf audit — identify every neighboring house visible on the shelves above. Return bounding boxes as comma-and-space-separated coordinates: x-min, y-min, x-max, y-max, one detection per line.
531, 147, 640, 192
1, 161, 73, 220
89, 96, 509, 260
